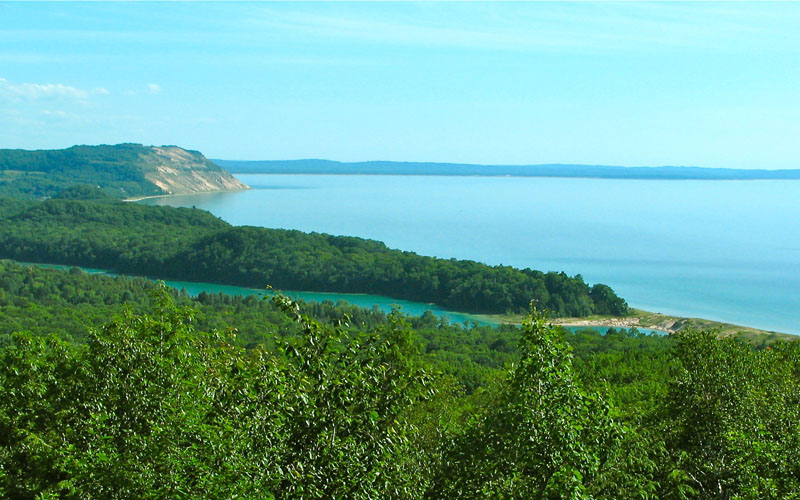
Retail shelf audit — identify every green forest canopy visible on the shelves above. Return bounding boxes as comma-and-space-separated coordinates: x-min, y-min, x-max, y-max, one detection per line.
0, 144, 237, 199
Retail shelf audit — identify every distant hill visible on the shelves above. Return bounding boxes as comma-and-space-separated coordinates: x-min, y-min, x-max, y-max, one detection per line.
215, 159, 800, 180
0, 144, 249, 199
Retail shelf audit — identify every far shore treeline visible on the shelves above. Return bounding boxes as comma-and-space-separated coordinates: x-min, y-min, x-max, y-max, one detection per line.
216, 158, 800, 180
0, 192, 627, 316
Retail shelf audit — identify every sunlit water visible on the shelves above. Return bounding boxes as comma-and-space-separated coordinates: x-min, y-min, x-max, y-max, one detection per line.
140, 175, 800, 334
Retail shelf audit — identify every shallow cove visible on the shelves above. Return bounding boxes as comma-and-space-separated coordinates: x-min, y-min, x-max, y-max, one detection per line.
21, 262, 494, 326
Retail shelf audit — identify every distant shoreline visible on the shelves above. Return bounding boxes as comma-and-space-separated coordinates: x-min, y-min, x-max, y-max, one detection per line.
231, 172, 793, 182
214, 159, 800, 181
492, 309, 798, 342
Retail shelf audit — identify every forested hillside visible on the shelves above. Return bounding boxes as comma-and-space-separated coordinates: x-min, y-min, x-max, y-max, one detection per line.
1, 261, 798, 499
0, 196, 627, 316
0, 144, 248, 199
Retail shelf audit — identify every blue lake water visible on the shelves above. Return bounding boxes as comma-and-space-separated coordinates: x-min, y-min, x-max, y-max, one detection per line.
140, 174, 800, 335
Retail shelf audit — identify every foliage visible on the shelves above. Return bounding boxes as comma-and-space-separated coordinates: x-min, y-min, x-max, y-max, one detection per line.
658, 330, 800, 499
2, 261, 798, 498
0, 144, 157, 199
0, 287, 433, 499
431, 311, 623, 499
51, 184, 117, 201
0, 260, 514, 391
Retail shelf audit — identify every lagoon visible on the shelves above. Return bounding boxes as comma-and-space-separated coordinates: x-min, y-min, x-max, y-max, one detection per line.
23, 262, 490, 326
141, 174, 800, 335
163, 280, 490, 326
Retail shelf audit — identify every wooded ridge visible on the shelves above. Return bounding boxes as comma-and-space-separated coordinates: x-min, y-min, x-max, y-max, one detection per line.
0, 143, 248, 199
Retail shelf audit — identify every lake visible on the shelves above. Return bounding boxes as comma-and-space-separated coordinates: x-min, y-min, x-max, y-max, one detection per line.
141, 174, 800, 335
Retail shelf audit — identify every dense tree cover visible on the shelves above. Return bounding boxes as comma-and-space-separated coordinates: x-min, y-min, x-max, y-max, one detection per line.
0, 261, 505, 389
0, 144, 158, 199
0, 144, 145, 173
430, 313, 623, 498
0, 261, 163, 345
0, 261, 524, 393
51, 184, 119, 201
659, 330, 800, 499
0, 289, 435, 499
1, 269, 798, 498
0, 198, 628, 316
0, 260, 677, 400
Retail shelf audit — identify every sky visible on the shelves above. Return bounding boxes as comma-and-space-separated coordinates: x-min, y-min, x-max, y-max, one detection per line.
2, 1, 800, 168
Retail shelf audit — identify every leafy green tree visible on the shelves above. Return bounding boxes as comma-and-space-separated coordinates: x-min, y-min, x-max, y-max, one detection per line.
431, 310, 622, 499
660, 330, 800, 499
590, 284, 629, 316
263, 296, 435, 498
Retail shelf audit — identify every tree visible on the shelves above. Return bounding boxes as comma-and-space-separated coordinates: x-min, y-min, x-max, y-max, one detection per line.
0, 285, 436, 499
660, 329, 800, 499
431, 309, 622, 499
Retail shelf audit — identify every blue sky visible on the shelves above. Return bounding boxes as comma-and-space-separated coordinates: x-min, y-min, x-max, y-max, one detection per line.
2, 2, 800, 168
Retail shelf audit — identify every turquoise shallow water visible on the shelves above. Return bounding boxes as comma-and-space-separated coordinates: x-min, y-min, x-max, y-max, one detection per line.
163, 280, 490, 326
21, 262, 491, 326
140, 174, 800, 335
562, 326, 667, 336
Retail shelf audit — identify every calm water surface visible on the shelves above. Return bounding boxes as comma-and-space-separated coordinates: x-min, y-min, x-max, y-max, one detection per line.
163, 280, 490, 326
23, 263, 489, 326
141, 175, 800, 334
